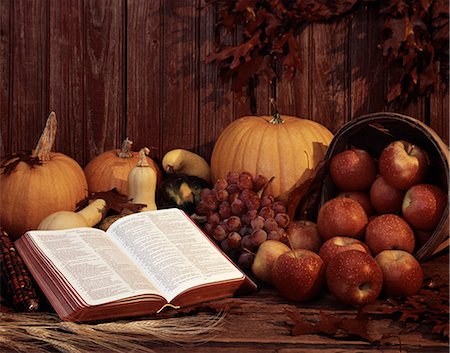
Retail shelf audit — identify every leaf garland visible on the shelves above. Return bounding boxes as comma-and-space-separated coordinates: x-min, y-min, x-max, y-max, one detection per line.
206, 0, 449, 105
381, 0, 449, 103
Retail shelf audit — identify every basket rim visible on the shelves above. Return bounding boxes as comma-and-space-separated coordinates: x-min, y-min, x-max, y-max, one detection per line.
327, 112, 449, 163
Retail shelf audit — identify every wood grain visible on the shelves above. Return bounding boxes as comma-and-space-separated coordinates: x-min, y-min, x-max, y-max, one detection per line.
0, 1, 448, 165
429, 80, 449, 145
275, 25, 311, 120
134, 253, 450, 352
10, 0, 49, 153
0, 0, 10, 158
126, 0, 162, 160
49, 0, 85, 164
198, 0, 234, 161
160, 0, 199, 158
310, 17, 349, 134
84, 0, 124, 163
349, 3, 386, 119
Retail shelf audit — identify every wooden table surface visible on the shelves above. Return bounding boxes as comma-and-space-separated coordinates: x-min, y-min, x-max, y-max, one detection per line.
152, 252, 449, 353
1, 252, 448, 353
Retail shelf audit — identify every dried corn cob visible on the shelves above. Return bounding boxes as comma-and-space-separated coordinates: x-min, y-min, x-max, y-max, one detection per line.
0, 228, 39, 312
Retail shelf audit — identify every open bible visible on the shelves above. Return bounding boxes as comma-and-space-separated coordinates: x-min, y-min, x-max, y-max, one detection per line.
14, 208, 256, 322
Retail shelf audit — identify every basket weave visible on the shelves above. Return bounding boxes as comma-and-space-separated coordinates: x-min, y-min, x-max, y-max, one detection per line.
320, 112, 449, 261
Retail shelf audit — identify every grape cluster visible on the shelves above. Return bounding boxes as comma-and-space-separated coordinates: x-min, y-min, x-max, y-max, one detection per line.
195, 171, 291, 270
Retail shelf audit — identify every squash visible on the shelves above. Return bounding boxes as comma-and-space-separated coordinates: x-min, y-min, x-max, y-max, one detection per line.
0, 112, 88, 240
38, 199, 107, 230
84, 137, 161, 196
128, 147, 158, 211
210, 114, 334, 199
162, 149, 211, 183
157, 173, 210, 215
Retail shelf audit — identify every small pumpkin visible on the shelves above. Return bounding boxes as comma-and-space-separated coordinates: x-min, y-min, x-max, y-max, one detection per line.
0, 112, 88, 240
210, 114, 334, 199
84, 137, 161, 196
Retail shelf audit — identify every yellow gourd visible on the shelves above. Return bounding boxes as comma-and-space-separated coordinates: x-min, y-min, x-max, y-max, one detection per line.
38, 199, 107, 230
162, 149, 211, 183
128, 148, 157, 211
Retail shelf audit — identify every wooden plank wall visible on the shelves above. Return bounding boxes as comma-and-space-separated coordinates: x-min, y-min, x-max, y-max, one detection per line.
0, 1, 448, 168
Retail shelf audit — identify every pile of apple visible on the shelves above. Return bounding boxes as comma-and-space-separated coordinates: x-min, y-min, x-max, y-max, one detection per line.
252, 140, 447, 307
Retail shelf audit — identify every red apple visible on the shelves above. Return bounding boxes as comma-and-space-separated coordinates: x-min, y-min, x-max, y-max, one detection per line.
365, 214, 415, 255
369, 175, 405, 214
326, 250, 383, 307
375, 249, 423, 297
317, 197, 368, 240
337, 191, 374, 216
329, 148, 377, 191
251, 240, 291, 283
272, 249, 325, 302
319, 236, 371, 267
286, 220, 323, 253
379, 140, 429, 190
402, 183, 447, 231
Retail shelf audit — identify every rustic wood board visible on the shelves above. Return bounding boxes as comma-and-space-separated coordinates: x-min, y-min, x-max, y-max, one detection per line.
0, 0, 10, 158
152, 254, 449, 353
2, 253, 446, 353
49, 0, 85, 164
83, 0, 124, 163
0, 1, 448, 165
149, 253, 450, 352
126, 0, 162, 156
8, 0, 49, 154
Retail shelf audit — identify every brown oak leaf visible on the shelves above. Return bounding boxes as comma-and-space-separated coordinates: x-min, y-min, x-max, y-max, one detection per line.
286, 309, 382, 342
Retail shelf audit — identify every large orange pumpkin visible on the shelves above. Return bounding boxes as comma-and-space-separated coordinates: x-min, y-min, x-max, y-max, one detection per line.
84, 137, 161, 196
210, 115, 334, 199
0, 112, 88, 240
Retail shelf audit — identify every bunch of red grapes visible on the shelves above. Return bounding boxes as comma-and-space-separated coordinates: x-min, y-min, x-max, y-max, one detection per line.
195, 171, 291, 270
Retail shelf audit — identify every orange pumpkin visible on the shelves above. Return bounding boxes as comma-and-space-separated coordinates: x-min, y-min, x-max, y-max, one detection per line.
0, 112, 88, 240
84, 138, 161, 196
210, 114, 334, 199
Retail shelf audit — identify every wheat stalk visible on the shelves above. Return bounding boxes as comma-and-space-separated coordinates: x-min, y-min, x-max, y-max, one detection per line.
0, 310, 226, 353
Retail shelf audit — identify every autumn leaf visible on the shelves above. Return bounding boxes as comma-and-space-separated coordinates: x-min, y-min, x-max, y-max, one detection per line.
361, 276, 449, 339
206, 0, 359, 92
85, 188, 146, 214
282, 160, 329, 221
207, 0, 448, 105
285, 309, 382, 342
0, 151, 42, 175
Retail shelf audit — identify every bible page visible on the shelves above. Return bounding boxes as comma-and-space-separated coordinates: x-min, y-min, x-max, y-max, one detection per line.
23, 228, 161, 306
107, 209, 244, 302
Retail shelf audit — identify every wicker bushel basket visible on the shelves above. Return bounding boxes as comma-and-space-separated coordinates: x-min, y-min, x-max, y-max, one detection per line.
320, 112, 449, 261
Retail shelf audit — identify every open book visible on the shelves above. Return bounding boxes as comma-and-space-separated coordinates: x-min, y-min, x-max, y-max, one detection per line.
14, 208, 256, 322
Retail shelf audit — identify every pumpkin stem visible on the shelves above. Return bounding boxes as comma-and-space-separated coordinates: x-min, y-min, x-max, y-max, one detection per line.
117, 137, 134, 158
268, 98, 283, 124
137, 147, 150, 167
31, 112, 57, 161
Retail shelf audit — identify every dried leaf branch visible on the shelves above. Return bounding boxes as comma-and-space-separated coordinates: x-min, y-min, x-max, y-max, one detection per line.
206, 0, 448, 105
207, 0, 359, 91
380, 0, 449, 103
